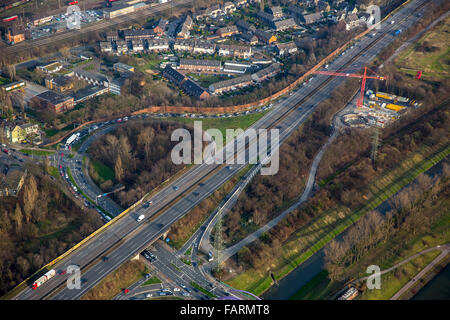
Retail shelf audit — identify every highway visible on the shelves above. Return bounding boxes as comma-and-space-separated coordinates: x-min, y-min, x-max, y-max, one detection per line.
11, 0, 432, 300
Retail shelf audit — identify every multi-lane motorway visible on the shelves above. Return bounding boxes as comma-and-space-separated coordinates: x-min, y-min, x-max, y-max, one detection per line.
12, 0, 433, 300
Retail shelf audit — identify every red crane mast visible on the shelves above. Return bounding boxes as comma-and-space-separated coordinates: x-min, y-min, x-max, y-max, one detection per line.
314, 67, 387, 108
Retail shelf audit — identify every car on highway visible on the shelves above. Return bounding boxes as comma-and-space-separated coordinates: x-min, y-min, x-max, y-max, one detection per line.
137, 214, 145, 222
173, 186, 179, 191
146, 293, 153, 298
173, 287, 180, 292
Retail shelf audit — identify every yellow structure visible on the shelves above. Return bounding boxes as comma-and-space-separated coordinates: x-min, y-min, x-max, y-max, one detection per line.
376, 92, 394, 101
9, 123, 39, 143
385, 103, 405, 112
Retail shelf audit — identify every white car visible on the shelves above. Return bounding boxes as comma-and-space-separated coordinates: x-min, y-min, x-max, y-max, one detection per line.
146, 293, 153, 298
173, 287, 180, 292
137, 214, 145, 222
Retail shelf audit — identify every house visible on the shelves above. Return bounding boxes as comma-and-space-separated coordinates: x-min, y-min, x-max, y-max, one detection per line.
178, 59, 221, 72
180, 79, 210, 99
209, 74, 253, 94
344, 13, 362, 30
218, 44, 252, 59
207, 4, 223, 18
223, 1, 236, 14
257, 11, 275, 25
31, 90, 74, 113
162, 66, 209, 99
303, 12, 323, 25
240, 32, 258, 45
131, 40, 144, 52
8, 123, 39, 143
45, 76, 73, 93
269, 6, 283, 19
251, 63, 281, 82
153, 18, 168, 36
0, 166, 27, 197
317, 0, 331, 12
275, 42, 297, 55
192, 41, 216, 55
254, 29, 277, 44
100, 41, 113, 53
233, 0, 248, 8
113, 62, 135, 73
236, 20, 256, 33
115, 40, 129, 54
123, 29, 154, 41
273, 18, 297, 31
177, 15, 193, 39
173, 38, 196, 52
105, 31, 119, 41
147, 38, 169, 52
37, 61, 63, 74
162, 65, 186, 86
5, 27, 25, 44
217, 25, 239, 38
287, 4, 304, 20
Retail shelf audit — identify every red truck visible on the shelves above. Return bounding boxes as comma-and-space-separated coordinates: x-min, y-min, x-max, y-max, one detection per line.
2, 149, 9, 154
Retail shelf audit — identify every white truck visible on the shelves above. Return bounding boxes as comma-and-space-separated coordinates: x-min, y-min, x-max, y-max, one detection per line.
137, 214, 145, 222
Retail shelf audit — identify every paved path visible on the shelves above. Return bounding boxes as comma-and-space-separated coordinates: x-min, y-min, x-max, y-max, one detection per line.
390, 244, 449, 300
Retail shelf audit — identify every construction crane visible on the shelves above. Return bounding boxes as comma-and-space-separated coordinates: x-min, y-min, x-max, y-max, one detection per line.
313, 67, 387, 108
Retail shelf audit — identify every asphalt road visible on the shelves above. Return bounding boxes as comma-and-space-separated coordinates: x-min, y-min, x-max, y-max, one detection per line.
12, 0, 432, 300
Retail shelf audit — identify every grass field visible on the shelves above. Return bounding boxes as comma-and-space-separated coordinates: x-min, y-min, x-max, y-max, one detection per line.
90, 158, 115, 183
163, 109, 271, 143
226, 143, 450, 296
395, 16, 450, 81
81, 260, 148, 300
142, 276, 162, 286
20, 149, 55, 156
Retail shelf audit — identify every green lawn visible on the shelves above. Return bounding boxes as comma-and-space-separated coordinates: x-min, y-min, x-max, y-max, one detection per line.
181, 258, 191, 266
90, 158, 115, 182
142, 276, 162, 286
20, 149, 55, 156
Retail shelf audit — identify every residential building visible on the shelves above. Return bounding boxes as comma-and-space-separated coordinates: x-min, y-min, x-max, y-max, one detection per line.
303, 12, 323, 25
223, 2, 236, 14
287, 4, 304, 20
177, 15, 193, 39
162, 65, 186, 86
251, 63, 281, 82
254, 29, 277, 44
236, 20, 256, 33
275, 42, 298, 55
273, 18, 297, 31
131, 40, 144, 52
173, 38, 196, 52
269, 6, 283, 19
8, 123, 39, 143
180, 79, 210, 99
123, 29, 154, 41
178, 59, 221, 72
257, 11, 275, 25
209, 74, 253, 94
240, 32, 258, 45
207, 4, 223, 18
147, 38, 169, 52
31, 90, 74, 113
100, 41, 113, 53
109, 76, 128, 95
217, 25, 239, 38
223, 61, 251, 74
192, 41, 216, 55
218, 44, 252, 59
105, 31, 119, 41
153, 18, 168, 36
115, 40, 129, 54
